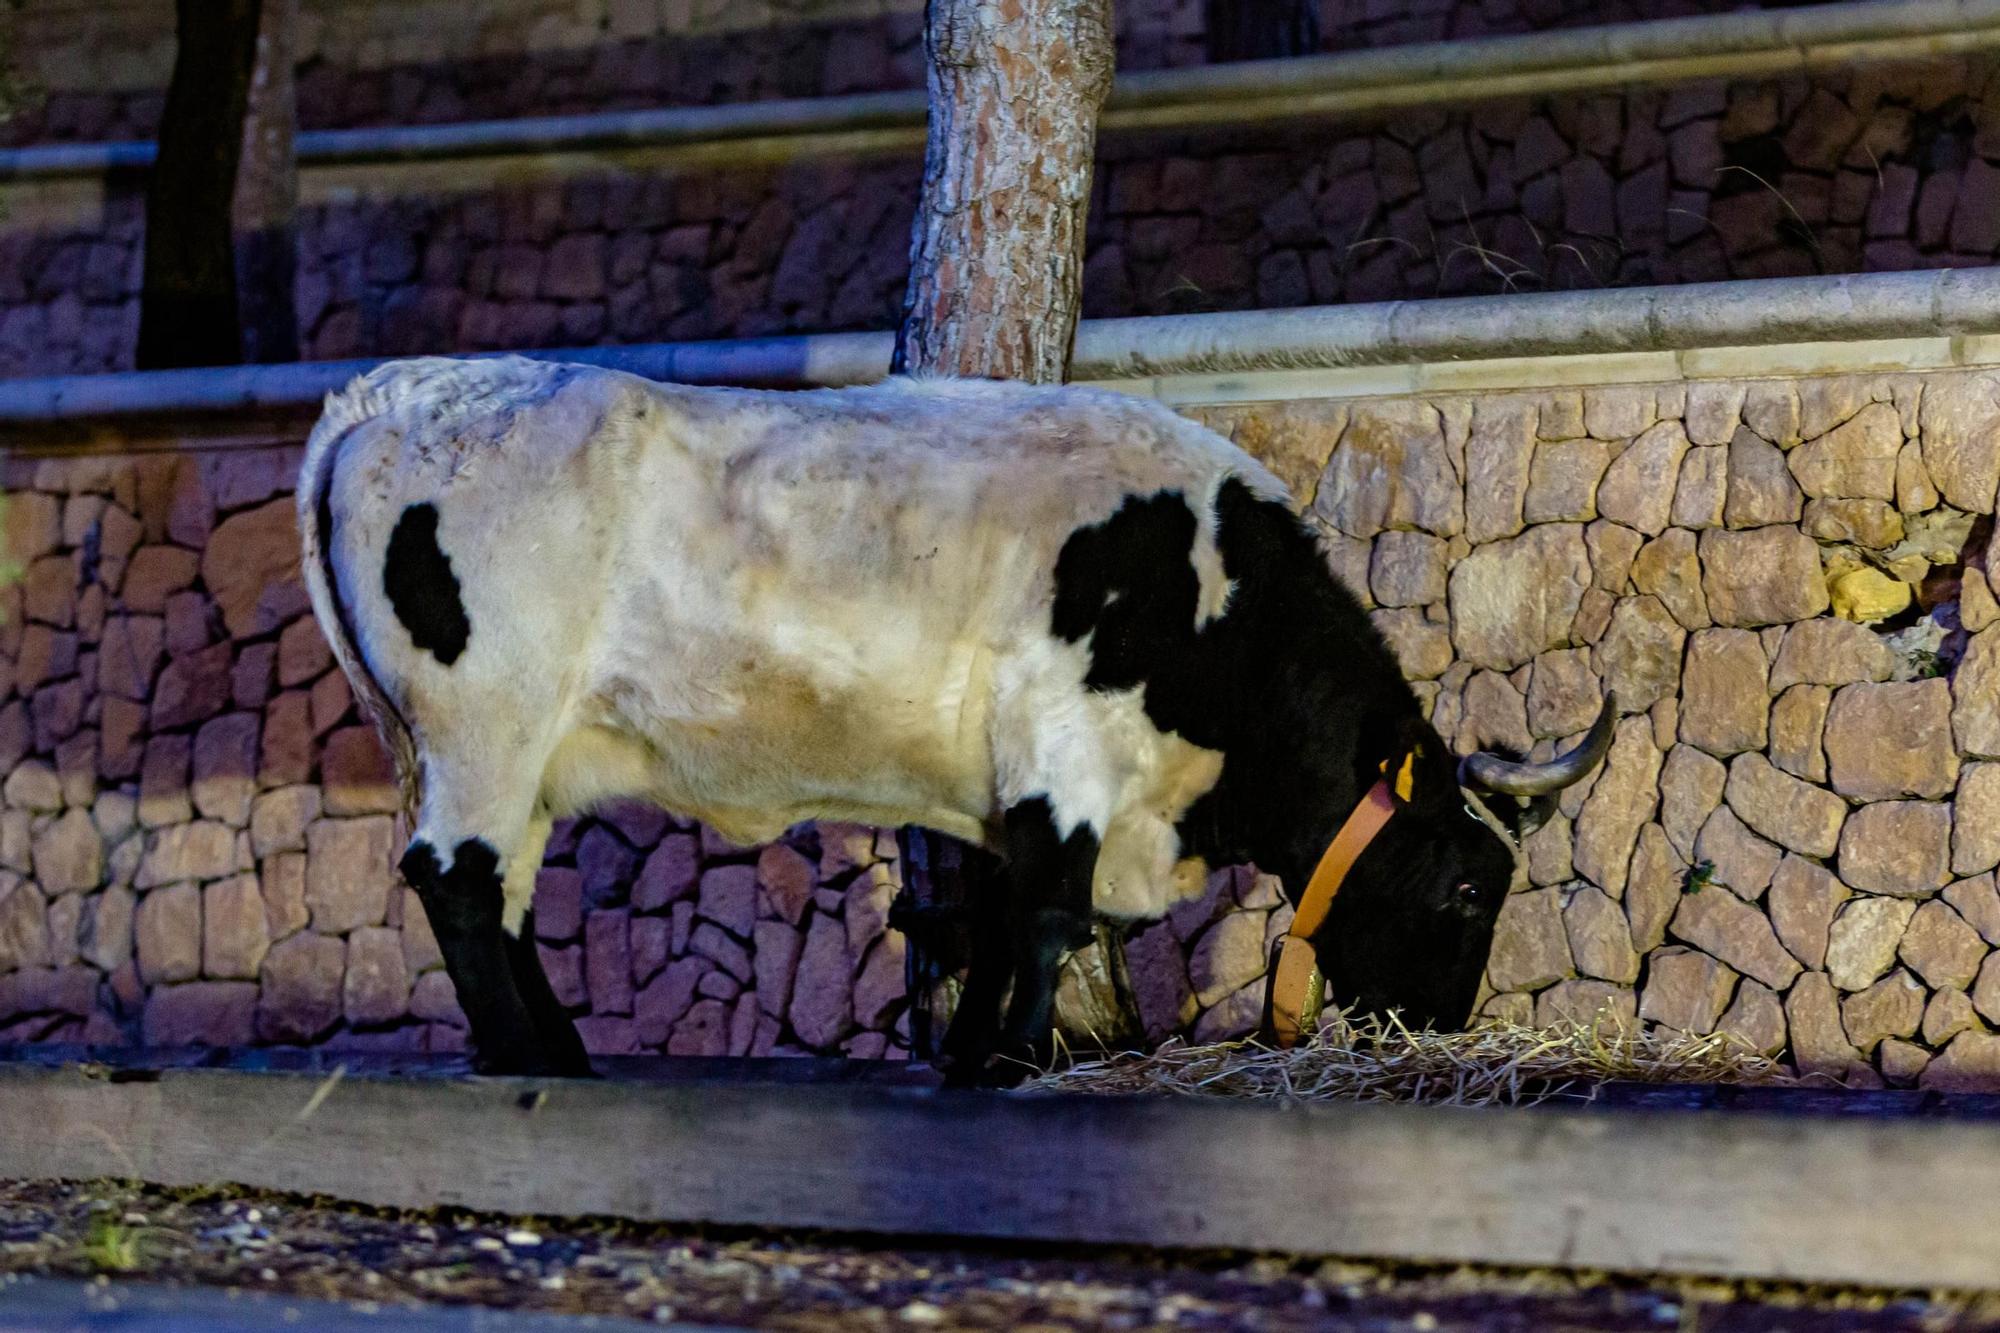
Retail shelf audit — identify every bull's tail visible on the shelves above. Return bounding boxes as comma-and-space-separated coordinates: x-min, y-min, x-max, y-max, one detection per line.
298, 396, 422, 822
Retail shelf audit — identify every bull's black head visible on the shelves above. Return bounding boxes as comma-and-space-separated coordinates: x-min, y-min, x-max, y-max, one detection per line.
1310, 701, 1615, 1032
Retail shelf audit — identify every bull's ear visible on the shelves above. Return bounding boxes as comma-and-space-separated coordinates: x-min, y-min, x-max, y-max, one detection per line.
1387, 716, 1461, 814
1492, 791, 1559, 843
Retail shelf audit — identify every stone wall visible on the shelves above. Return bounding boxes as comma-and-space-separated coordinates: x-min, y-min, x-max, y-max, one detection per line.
1, 0, 1772, 146
1191, 366, 2000, 1091
11, 361, 2000, 1091
7, 53, 1999, 378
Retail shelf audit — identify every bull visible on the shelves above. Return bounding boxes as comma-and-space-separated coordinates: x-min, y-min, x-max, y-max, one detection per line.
299, 355, 1612, 1081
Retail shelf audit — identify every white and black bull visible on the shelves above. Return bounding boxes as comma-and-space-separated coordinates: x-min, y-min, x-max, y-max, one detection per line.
300, 355, 1612, 1081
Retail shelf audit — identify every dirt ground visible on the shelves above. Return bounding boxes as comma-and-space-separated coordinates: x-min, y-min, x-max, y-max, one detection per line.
1, 1180, 1997, 1332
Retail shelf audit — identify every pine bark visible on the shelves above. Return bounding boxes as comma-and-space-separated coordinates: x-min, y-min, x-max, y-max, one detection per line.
892, 0, 1126, 1058
136, 0, 263, 370
235, 0, 300, 364
1205, 0, 1321, 62
892, 0, 1115, 383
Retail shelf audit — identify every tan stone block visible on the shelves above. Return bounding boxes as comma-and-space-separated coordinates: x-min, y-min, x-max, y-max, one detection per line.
1918, 371, 2000, 513
344, 925, 410, 1027
1716, 977, 1786, 1055
135, 821, 235, 889
1924, 986, 1982, 1046
134, 880, 200, 985
1724, 753, 1846, 859
201, 873, 269, 980
1946, 873, 2000, 945
1956, 764, 2000, 877
322, 726, 401, 816
1679, 629, 1769, 756
257, 931, 345, 1042
1839, 801, 1952, 898
1629, 528, 1709, 630
1785, 971, 1867, 1081
1693, 806, 1782, 899
1685, 381, 1746, 447
1625, 823, 1685, 954
1447, 524, 1590, 671
1769, 684, 1830, 783
1767, 856, 1849, 971
191, 712, 260, 827
1523, 437, 1609, 524
1841, 967, 1925, 1052
1724, 428, 1804, 527
1563, 883, 1639, 983
1595, 420, 1689, 536
1670, 445, 1727, 530
1670, 882, 1800, 989
1879, 1037, 1932, 1086
1638, 947, 1736, 1034
1897, 440, 1941, 513
1920, 1029, 2000, 1091
1976, 952, 2000, 1027
1591, 595, 1683, 712
1572, 719, 1660, 897
1898, 899, 1988, 990
1823, 680, 1958, 800
1535, 978, 1634, 1035
1526, 649, 1601, 739
1371, 608, 1453, 681
1485, 886, 1573, 992
1585, 519, 1642, 592
1788, 402, 1901, 500
0, 876, 50, 972
1826, 896, 1919, 991
304, 816, 397, 934
1583, 385, 1658, 441
1698, 527, 1831, 627
1803, 498, 1904, 549
1463, 399, 1536, 544
1770, 617, 1895, 691
31, 806, 102, 896
1659, 744, 1727, 863
1315, 400, 1461, 540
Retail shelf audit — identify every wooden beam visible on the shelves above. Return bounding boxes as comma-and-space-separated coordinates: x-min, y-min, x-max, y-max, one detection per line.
3, 1061, 2000, 1289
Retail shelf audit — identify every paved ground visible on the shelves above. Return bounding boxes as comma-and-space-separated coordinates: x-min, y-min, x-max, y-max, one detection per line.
4, 1180, 2000, 1331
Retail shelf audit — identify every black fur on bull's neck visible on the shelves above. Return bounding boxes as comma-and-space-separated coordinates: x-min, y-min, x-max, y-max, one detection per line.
1056, 477, 1457, 895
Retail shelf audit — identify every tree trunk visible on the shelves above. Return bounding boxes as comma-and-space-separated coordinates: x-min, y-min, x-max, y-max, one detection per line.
136, 0, 263, 370
892, 0, 1115, 383
891, 0, 1121, 1061
1205, 0, 1321, 62
235, 0, 300, 364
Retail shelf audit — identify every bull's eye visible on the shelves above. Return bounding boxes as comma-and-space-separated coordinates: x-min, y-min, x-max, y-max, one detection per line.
1456, 881, 1485, 906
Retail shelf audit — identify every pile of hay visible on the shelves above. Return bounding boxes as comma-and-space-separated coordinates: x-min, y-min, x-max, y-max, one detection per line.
1026, 1015, 1797, 1108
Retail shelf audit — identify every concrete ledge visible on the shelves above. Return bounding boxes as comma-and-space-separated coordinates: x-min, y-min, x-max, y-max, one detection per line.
3, 0, 1997, 187
3, 269, 2000, 443
4, 1059, 2000, 1288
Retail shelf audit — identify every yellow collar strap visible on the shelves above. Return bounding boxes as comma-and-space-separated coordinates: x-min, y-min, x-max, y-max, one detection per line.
1264, 751, 1415, 1049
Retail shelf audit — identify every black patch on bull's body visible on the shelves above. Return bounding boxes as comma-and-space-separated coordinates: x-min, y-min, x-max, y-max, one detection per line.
384, 503, 471, 665
1046, 477, 1516, 1033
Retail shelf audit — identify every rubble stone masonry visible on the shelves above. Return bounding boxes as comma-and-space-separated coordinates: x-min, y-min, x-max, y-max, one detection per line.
11, 363, 2000, 1090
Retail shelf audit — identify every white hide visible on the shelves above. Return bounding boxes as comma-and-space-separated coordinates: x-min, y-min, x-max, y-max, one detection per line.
300, 356, 1289, 932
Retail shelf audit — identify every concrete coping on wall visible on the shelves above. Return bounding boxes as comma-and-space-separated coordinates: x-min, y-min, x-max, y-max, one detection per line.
4, 0, 2000, 184
5, 267, 2000, 445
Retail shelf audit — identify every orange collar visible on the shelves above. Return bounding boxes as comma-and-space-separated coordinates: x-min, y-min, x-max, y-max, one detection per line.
1265, 755, 1411, 1049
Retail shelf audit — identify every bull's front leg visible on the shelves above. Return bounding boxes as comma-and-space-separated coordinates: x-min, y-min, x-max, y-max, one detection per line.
973, 797, 1099, 1089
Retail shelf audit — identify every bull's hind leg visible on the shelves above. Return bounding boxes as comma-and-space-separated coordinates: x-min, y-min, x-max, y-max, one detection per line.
402, 754, 591, 1077
500, 811, 593, 1076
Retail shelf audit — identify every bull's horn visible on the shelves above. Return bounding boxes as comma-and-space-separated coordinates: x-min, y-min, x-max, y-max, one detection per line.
1457, 693, 1618, 797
